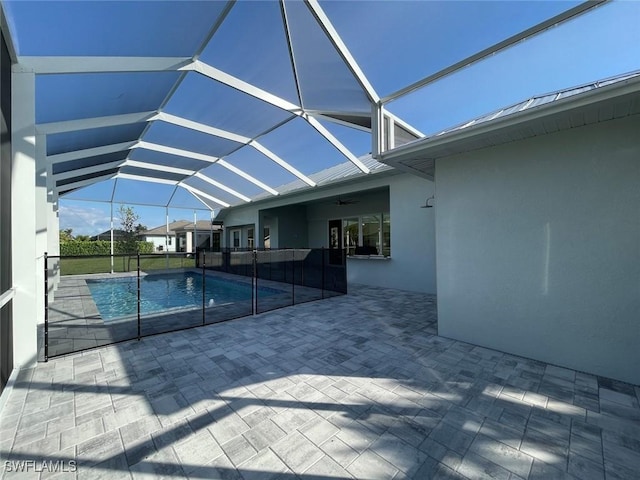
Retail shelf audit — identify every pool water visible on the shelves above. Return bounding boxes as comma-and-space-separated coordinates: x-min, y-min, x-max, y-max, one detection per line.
86, 272, 279, 320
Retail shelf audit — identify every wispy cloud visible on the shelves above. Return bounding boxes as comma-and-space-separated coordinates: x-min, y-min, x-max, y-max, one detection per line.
59, 204, 111, 237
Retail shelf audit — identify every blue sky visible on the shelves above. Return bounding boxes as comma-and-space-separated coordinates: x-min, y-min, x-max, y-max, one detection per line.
7, 0, 637, 236
59, 200, 212, 236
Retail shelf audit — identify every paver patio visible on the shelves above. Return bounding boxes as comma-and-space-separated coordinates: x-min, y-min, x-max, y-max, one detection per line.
1, 285, 639, 479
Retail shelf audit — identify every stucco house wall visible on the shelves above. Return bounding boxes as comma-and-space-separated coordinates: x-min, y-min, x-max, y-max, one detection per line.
435, 114, 640, 384
142, 234, 176, 252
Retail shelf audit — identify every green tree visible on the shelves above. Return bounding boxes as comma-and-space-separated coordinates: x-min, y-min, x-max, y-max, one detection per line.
118, 205, 140, 254
75, 234, 90, 241
60, 228, 73, 242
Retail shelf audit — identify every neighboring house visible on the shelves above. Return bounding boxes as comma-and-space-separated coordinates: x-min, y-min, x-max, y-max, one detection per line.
138, 220, 191, 252
92, 220, 223, 253
173, 220, 223, 253
90, 229, 126, 241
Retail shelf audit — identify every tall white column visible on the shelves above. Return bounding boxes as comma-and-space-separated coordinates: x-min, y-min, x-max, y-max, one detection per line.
35, 133, 47, 334
11, 68, 38, 367
47, 189, 60, 299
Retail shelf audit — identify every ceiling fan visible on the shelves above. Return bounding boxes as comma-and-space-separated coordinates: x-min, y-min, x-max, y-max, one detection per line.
334, 196, 359, 206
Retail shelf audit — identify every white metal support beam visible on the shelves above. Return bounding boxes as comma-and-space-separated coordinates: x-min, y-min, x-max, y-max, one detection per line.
135, 141, 278, 196
382, 0, 609, 103
193, 172, 251, 203
115, 173, 177, 186
154, 112, 251, 144
304, 0, 379, 104
135, 141, 220, 163
193, 1, 235, 60
14, 56, 192, 74
385, 110, 424, 139
0, 3, 18, 62
57, 172, 117, 193
386, 115, 395, 151
37, 111, 156, 135
250, 141, 316, 186
371, 103, 384, 158
185, 189, 215, 211
155, 112, 314, 187
305, 110, 372, 132
47, 141, 135, 164
52, 160, 126, 182
124, 159, 195, 176
304, 114, 370, 173
180, 184, 230, 208
279, 0, 305, 108
217, 159, 279, 196
192, 60, 301, 113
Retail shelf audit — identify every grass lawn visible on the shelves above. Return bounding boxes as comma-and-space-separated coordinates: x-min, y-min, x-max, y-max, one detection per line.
59, 255, 196, 276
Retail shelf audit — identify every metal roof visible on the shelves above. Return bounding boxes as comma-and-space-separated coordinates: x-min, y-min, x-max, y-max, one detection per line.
379, 69, 640, 178
251, 154, 392, 201
434, 70, 640, 138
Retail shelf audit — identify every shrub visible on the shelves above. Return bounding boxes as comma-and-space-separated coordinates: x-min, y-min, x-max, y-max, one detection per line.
60, 240, 154, 256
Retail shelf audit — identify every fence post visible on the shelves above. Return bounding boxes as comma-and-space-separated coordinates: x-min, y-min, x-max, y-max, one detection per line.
137, 253, 141, 341
44, 252, 49, 362
252, 250, 257, 315
202, 252, 206, 326
291, 249, 295, 306
321, 247, 325, 299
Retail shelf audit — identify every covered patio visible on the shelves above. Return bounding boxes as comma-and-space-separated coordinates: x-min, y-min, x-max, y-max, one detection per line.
2, 286, 639, 479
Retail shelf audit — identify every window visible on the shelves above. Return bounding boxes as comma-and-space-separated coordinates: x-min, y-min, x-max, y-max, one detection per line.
211, 232, 221, 252
382, 213, 391, 257
343, 218, 358, 256
263, 226, 270, 249
231, 229, 240, 249
361, 215, 380, 253
337, 213, 390, 257
247, 228, 254, 249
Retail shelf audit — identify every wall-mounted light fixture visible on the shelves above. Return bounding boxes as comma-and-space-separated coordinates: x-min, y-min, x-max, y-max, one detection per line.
420, 195, 434, 208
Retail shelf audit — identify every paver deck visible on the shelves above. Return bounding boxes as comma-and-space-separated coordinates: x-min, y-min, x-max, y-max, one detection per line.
2, 285, 640, 479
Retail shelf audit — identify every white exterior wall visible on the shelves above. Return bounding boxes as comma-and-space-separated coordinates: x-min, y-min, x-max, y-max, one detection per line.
144, 235, 176, 252
435, 115, 640, 384
385, 175, 436, 293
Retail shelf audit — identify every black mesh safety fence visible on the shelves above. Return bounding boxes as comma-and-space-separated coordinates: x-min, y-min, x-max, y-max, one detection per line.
44, 248, 346, 359
255, 249, 294, 314
201, 250, 254, 325
44, 253, 144, 359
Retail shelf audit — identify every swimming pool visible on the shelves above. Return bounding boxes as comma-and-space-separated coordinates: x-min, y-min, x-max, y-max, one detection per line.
86, 272, 280, 321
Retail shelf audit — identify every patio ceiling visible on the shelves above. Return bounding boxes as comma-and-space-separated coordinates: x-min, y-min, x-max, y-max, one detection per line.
1, 0, 615, 211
